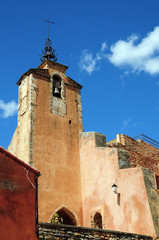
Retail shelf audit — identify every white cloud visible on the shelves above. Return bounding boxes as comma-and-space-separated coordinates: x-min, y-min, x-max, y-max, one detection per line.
101, 42, 107, 52
79, 27, 159, 76
107, 26, 159, 75
121, 116, 131, 131
0, 100, 18, 118
79, 42, 107, 74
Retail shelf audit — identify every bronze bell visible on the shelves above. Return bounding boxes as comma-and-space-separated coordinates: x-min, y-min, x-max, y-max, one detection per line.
54, 87, 60, 94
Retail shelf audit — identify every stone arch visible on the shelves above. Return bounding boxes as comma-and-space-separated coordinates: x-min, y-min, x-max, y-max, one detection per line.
51, 72, 65, 99
52, 74, 62, 98
50, 72, 66, 117
93, 212, 102, 229
50, 205, 78, 226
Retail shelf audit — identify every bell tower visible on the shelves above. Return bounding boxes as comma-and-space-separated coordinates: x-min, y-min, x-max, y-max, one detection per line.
8, 31, 83, 225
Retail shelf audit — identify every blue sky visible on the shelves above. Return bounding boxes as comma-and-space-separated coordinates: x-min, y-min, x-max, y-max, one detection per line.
0, 0, 159, 149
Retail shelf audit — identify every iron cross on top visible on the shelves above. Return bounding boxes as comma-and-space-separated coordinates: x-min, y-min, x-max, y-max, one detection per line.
43, 18, 55, 39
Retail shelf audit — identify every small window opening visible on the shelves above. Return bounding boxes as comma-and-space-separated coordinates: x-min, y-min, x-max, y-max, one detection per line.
53, 75, 61, 98
93, 212, 102, 229
69, 120, 72, 125
156, 175, 159, 189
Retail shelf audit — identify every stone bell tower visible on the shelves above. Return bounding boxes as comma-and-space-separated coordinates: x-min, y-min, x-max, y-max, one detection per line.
8, 35, 83, 225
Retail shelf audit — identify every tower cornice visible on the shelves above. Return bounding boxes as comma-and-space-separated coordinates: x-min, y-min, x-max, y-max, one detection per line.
38, 60, 68, 73
16, 68, 50, 86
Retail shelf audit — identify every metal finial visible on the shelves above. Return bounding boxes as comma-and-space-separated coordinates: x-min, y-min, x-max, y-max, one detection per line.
41, 18, 57, 62
42, 18, 55, 39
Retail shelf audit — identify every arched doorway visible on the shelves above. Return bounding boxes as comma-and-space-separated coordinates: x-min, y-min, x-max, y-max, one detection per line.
93, 212, 102, 229
51, 207, 77, 226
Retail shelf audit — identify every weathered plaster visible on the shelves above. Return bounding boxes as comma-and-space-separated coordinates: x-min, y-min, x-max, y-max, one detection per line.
9, 62, 84, 225
79, 132, 156, 237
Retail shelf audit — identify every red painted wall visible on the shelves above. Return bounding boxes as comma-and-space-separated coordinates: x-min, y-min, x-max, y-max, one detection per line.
0, 148, 39, 240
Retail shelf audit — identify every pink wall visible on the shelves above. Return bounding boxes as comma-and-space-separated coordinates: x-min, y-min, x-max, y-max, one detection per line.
79, 132, 156, 238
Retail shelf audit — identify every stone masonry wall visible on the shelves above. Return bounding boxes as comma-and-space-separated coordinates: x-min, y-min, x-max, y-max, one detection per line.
107, 134, 159, 174
38, 223, 153, 240
142, 168, 159, 236
8, 75, 31, 164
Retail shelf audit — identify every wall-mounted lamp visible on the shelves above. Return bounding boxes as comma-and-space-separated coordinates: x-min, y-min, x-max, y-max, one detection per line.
112, 183, 120, 205
112, 184, 120, 195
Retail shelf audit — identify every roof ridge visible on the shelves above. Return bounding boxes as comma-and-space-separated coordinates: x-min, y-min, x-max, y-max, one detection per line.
0, 147, 40, 176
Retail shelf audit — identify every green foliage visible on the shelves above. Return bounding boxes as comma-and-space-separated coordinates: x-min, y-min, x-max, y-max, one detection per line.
51, 213, 63, 224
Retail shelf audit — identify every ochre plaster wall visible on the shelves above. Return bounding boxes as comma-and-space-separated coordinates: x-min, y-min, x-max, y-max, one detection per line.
79, 132, 156, 238
29, 65, 83, 225
8, 62, 84, 225
0, 151, 38, 240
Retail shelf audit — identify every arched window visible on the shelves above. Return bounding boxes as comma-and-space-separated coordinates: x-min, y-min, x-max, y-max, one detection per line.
53, 75, 61, 98
51, 207, 77, 226
93, 212, 102, 229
